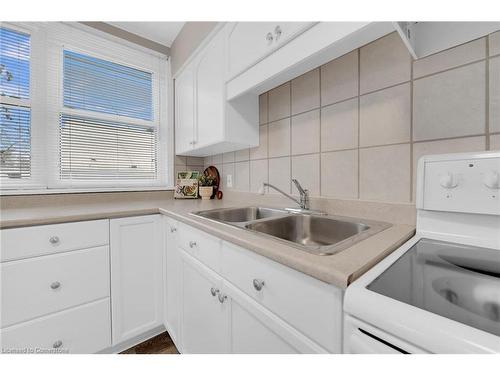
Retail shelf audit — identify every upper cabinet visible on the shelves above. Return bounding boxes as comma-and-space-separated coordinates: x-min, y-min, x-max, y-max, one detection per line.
174, 29, 258, 157
394, 22, 500, 59
227, 22, 315, 80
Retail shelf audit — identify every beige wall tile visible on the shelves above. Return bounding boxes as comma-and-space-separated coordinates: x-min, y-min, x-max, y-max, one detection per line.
412, 136, 486, 199
175, 155, 187, 166
268, 82, 290, 122
291, 109, 320, 155
269, 157, 291, 194
234, 148, 250, 162
222, 152, 235, 164
360, 83, 411, 147
360, 144, 411, 203
250, 159, 268, 193
250, 125, 268, 160
212, 154, 223, 164
222, 163, 234, 190
490, 57, 500, 133
204, 156, 212, 167
268, 118, 291, 158
186, 157, 204, 166
291, 154, 320, 196
490, 31, 500, 56
259, 92, 268, 125
321, 150, 358, 199
321, 98, 358, 152
490, 134, 500, 150
291, 69, 320, 115
413, 62, 486, 141
234, 161, 249, 192
360, 32, 411, 94
413, 38, 486, 78
321, 50, 358, 106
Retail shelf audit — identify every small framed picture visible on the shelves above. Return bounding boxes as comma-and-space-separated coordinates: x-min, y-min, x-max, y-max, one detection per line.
174, 171, 200, 199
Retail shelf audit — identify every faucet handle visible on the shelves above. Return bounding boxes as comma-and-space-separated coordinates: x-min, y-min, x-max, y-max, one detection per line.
292, 179, 307, 195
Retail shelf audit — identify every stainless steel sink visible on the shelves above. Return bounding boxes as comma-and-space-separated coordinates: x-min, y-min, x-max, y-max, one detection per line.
192, 206, 390, 256
193, 206, 286, 222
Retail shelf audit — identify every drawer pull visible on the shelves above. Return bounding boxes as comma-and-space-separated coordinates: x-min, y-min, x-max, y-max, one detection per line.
210, 287, 219, 297
266, 32, 273, 44
274, 25, 282, 40
50, 281, 61, 290
189, 241, 197, 248
49, 236, 60, 244
52, 340, 63, 349
217, 293, 227, 304
252, 279, 265, 291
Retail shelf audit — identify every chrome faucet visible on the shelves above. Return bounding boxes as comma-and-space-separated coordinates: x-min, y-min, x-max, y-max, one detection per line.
259, 179, 310, 210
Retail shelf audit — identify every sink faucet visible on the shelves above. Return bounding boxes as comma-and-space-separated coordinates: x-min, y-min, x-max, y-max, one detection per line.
259, 179, 310, 210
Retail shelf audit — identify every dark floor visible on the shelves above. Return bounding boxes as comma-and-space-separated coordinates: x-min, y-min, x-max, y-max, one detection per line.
120, 331, 179, 354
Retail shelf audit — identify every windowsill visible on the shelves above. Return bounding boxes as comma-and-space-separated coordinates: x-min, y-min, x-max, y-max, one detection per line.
0, 186, 175, 196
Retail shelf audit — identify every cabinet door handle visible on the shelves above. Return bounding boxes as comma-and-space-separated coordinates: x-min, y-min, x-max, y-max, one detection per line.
50, 281, 61, 290
53, 340, 63, 349
210, 287, 219, 297
189, 241, 197, 248
49, 236, 60, 244
253, 279, 265, 291
266, 32, 273, 44
274, 25, 282, 41
170, 227, 177, 233
217, 293, 227, 304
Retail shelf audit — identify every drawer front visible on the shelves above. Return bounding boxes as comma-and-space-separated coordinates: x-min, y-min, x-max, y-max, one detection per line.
1, 246, 110, 328
1, 298, 111, 354
221, 241, 342, 352
1, 219, 109, 262
176, 223, 221, 272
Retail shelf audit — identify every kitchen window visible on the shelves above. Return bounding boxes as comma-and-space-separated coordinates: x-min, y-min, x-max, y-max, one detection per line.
0, 22, 171, 194
0, 27, 32, 184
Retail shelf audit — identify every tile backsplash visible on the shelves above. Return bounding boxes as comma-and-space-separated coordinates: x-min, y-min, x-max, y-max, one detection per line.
203, 30, 500, 204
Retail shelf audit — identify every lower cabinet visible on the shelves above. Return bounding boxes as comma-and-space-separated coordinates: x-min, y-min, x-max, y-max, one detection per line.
110, 215, 164, 346
167, 223, 334, 354
180, 252, 229, 353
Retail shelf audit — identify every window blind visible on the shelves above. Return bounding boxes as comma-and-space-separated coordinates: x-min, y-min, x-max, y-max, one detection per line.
1, 27, 31, 183
0, 104, 31, 179
63, 50, 153, 121
59, 114, 157, 180
0, 27, 30, 100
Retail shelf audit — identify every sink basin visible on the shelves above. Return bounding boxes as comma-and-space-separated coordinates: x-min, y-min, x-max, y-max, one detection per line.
245, 215, 369, 247
192, 206, 390, 256
193, 206, 286, 223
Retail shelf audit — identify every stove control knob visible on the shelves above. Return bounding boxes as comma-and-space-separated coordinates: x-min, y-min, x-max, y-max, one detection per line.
483, 171, 500, 190
439, 172, 458, 189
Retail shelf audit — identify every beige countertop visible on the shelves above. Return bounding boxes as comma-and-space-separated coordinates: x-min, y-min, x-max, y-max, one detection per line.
0, 191, 415, 288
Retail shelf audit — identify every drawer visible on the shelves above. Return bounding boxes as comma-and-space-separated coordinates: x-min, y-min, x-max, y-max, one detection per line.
221, 241, 343, 352
1, 298, 111, 354
1, 246, 110, 328
1, 219, 109, 262
176, 223, 221, 272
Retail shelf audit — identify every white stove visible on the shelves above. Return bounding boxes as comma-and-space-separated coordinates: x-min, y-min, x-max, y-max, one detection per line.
343, 151, 500, 354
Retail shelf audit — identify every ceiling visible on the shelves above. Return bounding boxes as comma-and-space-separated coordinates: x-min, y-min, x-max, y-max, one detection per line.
108, 22, 185, 47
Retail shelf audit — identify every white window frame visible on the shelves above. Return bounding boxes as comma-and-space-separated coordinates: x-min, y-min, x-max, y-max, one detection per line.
0, 22, 46, 191
1, 22, 173, 195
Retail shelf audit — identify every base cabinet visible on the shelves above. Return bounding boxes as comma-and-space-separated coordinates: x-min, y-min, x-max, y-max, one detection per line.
180, 252, 229, 353
166, 222, 338, 353
110, 215, 163, 346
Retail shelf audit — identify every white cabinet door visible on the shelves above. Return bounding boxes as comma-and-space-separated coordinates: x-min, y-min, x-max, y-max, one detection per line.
225, 281, 326, 354
174, 65, 195, 155
110, 215, 163, 346
164, 218, 181, 344
180, 252, 229, 353
227, 22, 313, 79
195, 31, 225, 149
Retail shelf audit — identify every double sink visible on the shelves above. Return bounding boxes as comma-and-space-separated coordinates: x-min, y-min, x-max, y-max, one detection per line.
192, 207, 390, 256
